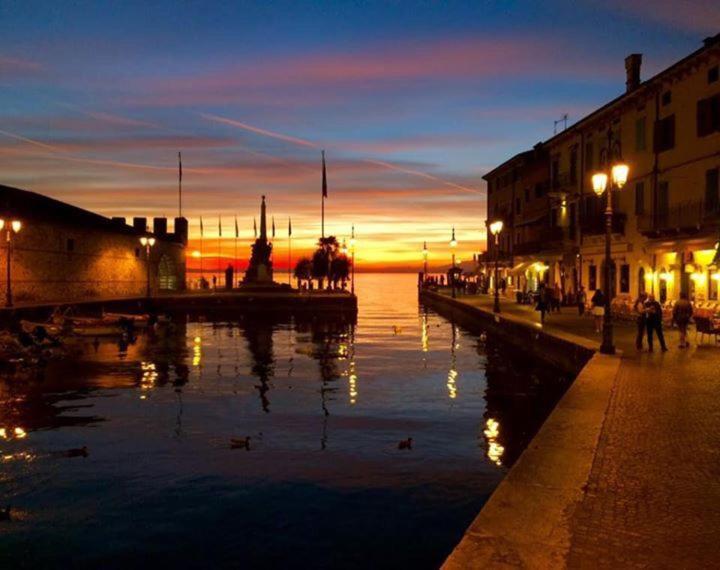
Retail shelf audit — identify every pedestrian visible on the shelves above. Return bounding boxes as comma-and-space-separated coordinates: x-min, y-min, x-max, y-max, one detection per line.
536, 283, 549, 323
672, 292, 694, 349
591, 288, 605, 333
577, 285, 587, 316
644, 293, 668, 353
633, 292, 648, 351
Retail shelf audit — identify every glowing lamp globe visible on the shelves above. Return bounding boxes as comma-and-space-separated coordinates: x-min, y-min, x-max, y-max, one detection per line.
489, 220, 504, 236
592, 173, 608, 196
611, 163, 629, 189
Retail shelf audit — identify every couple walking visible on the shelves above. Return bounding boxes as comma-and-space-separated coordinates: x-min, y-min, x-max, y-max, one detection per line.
633, 293, 667, 352
633, 292, 693, 352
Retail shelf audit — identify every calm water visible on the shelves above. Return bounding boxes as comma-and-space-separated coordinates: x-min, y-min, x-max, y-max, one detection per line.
0, 274, 570, 569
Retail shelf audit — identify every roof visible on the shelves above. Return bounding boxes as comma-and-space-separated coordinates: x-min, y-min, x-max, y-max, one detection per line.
0, 184, 144, 237
544, 33, 720, 147
482, 146, 547, 181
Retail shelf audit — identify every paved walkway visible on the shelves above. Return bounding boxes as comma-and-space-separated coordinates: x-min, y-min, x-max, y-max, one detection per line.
440, 291, 720, 568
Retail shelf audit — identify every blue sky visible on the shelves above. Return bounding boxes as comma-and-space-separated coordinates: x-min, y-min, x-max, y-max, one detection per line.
0, 0, 714, 268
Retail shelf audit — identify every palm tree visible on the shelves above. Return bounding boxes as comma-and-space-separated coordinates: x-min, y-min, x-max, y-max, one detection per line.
312, 236, 340, 289
294, 258, 312, 289
330, 255, 350, 289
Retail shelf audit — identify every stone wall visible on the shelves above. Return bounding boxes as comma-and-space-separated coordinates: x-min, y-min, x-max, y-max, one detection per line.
0, 220, 185, 304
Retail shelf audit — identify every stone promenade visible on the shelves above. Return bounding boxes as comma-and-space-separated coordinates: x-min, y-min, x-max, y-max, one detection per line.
434, 291, 720, 569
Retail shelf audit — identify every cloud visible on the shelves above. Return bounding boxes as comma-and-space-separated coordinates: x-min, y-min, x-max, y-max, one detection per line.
0, 55, 42, 76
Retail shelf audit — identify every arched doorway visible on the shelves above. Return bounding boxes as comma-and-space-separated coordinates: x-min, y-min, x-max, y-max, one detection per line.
158, 254, 178, 290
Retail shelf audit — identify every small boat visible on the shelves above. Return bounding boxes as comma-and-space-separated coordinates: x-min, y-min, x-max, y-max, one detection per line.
21, 319, 121, 337
102, 312, 150, 324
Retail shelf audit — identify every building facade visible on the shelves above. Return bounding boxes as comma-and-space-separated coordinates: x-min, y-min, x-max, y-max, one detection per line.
0, 185, 187, 304
483, 34, 720, 305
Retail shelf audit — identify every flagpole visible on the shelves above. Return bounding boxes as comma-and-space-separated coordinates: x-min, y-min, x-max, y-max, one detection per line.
288, 217, 292, 286
217, 216, 221, 290
199, 217, 204, 286
178, 151, 182, 218
321, 150, 326, 239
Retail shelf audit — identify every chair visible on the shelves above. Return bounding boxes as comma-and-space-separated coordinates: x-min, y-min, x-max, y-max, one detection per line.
694, 316, 720, 344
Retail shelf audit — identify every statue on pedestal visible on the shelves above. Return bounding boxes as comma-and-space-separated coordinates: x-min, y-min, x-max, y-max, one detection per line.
243, 195, 274, 284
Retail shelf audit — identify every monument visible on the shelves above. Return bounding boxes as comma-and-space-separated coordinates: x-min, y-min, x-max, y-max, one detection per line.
243, 195, 274, 285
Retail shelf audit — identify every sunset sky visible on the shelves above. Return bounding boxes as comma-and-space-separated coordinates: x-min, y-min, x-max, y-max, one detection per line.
0, 1, 715, 271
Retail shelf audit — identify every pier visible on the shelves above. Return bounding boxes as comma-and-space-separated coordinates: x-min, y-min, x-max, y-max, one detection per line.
421, 288, 720, 568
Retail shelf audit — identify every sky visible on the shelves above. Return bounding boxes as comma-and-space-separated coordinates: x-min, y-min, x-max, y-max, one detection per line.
0, 0, 716, 271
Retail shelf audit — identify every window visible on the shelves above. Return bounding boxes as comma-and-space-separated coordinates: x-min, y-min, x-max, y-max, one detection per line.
589, 265, 597, 290
635, 181, 645, 215
551, 208, 558, 227
534, 183, 545, 198
635, 117, 646, 151
697, 94, 720, 137
66, 238, 75, 252
524, 188, 530, 202
661, 90, 672, 106
709, 65, 719, 84
620, 264, 630, 294
585, 141, 594, 172
570, 146, 578, 184
515, 197, 521, 214
551, 157, 560, 188
487, 180, 493, 195
706, 168, 719, 214
654, 115, 675, 152
710, 271, 719, 301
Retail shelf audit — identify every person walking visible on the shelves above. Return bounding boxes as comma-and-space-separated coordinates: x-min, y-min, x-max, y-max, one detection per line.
645, 293, 668, 353
536, 283, 549, 324
672, 292, 694, 348
633, 292, 648, 351
577, 285, 587, 316
591, 289, 605, 333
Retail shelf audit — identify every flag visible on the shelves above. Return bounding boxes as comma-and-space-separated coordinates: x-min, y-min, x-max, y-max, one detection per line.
218, 215, 222, 237
288, 217, 292, 237
234, 216, 239, 238
322, 149, 328, 198
253, 217, 257, 238
272, 216, 276, 238
200, 216, 204, 237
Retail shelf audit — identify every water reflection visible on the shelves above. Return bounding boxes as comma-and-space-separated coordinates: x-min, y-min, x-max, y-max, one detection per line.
0, 275, 570, 570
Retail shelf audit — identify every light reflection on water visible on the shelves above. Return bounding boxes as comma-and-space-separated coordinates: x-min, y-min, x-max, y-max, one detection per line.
0, 274, 570, 569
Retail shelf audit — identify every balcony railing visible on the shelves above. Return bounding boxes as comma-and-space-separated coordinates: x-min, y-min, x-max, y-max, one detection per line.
580, 212, 627, 236
638, 200, 720, 235
513, 226, 566, 255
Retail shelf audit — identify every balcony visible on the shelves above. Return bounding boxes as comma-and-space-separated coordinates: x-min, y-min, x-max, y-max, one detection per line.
638, 200, 720, 236
513, 226, 565, 255
580, 212, 627, 236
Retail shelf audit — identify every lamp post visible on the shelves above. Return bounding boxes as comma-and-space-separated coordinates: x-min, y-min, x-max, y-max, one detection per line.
489, 220, 504, 313
450, 227, 457, 298
592, 127, 629, 355
140, 236, 156, 298
1, 219, 22, 308
350, 225, 356, 295
422, 241, 428, 282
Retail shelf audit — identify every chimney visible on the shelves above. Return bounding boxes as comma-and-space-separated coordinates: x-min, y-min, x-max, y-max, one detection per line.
132, 217, 147, 233
111, 216, 126, 226
625, 53, 642, 92
153, 217, 168, 237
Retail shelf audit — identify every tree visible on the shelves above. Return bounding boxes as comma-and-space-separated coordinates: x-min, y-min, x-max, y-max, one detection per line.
312, 236, 340, 289
330, 255, 350, 288
294, 258, 312, 288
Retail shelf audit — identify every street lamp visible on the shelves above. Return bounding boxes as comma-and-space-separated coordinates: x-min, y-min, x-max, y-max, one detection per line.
450, 227, 457, 298
592, 127, 629, 355
1, 218, 22, 308
489, 220, 504, 313
350, 225, 356, 295
139, 236, 156, 298
422, 241, 428, 282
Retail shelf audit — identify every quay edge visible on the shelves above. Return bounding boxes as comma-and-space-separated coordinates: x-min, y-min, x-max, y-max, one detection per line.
419, 289, 621, 568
